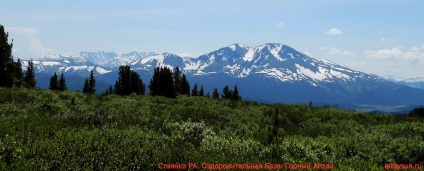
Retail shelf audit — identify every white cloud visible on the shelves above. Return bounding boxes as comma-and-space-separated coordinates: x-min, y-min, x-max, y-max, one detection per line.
320, 47, 356, 56
274, 22, 285, 29
303, 51, 311, 56
365, 46, 424, 62
178, 52, 193, 58
325, 28, 343, 35
365, 48, 402, 59
7, 27, 39, 35
5, 27, 46, 59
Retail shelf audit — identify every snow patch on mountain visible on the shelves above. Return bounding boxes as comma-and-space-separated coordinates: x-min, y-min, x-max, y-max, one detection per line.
42, 61, 61, 66
96, 67, 112, 74
243, 49, 255, 62
256, 68, 292, 82
296, 64, 326, 81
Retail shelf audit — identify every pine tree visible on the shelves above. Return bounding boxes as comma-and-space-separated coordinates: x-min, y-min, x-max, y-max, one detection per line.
115, 65, 145, 96
23, 60, 36, 88
199, 85, 204, 97
115, 66, 131, 95
88, 69, 96, 94
212, 88, 220, 99
205, 91, 211, 98
232, 85, 241, 101
149, 66, 176, 98
222, 85, 230, 99
160, 67, 175, 98
58, 73, 67, 91
148, 67, 160, 96
191, 83, 198, 96
130, 70, 145, 95
108, 85, 113, 95
0, 25, 14, 88
49, 72, 58, 90
82, 78, 89, 94
180, 74, 190, 96
173, 66, 182, 94
14, 58, 23, 87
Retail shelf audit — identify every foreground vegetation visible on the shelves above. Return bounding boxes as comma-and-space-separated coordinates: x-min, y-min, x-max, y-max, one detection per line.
0, 88, 424, 170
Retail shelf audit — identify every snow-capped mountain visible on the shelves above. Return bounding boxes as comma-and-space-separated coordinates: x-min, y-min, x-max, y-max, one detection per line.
382, 75, 424, 90
400, 75, 424, 83
22, 43, 424, 111
79, 51, 155, 67
182, 43, 377, 84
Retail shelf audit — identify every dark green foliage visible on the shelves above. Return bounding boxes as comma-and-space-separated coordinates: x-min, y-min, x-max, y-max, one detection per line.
149, 66, 175, 98
205, 91, 210, 98
49, 72, 58, 90
88, 69, 96, 94
58, 73, 67, 91
180, 74, 190, 96
221, 85, 240, 101
148, 67, 160, 96
82, 78, 89, 94
232, 85, 241, 101
191, 83, 198, 96
199, 85, 204, 97
409, 107, 424, 117
0, 25, 14, 87
13, 58, 23, 87
159, 67, 175, 98
115, 65, 145, 96
212, 87, 219, 99
130, 70, 145, 95
221, 85, 230, 99
108, 85, 113, 95
173, 66, 181, 94
0, 88, 423, 170
23, 60, 36, 88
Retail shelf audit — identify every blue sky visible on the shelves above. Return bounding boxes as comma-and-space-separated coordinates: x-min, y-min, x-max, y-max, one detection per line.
1, 0, 424, 78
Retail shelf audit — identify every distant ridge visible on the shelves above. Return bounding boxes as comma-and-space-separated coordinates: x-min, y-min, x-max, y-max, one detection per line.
22, 43, 424, 112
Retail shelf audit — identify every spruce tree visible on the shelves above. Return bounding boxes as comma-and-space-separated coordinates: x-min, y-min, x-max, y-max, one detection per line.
149, 66, 176, 98
58, 73, 67, 91
160, 67, 175, 98
23, 60, 36, 88
130, 70, 145, 95
82, 78, 89, 94
199, 85, 204, 97
115, 65, 145, 96
0, 25, 14, 87
205, 91, 211, 98
148, 67, 160, 96
180, 74, 190, 96
212, 88, 220, 99
191, 83, 198, 96
115, 65, 131, 95
108, 85, 113, 95
88, 69, 96, 94
173, 66, 182, 94
14, 58, 23, 87
222, 85, 230, 99
232, 85, 241, 101
49, 72, 58, 90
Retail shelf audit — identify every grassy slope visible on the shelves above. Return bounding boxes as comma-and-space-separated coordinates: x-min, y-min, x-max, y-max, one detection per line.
0, 88, 423, 170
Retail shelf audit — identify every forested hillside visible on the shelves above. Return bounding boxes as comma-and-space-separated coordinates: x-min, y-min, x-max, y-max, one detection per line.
0, 88, 423, 170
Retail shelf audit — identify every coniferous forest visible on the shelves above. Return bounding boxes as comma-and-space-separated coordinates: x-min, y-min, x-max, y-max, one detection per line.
1, 25, 424, 170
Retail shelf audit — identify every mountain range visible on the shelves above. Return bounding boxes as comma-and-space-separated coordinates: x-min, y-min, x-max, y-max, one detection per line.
22, 43, 424, 113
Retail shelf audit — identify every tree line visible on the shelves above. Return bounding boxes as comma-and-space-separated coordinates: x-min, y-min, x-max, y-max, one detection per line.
103, 65, 241, 101
0, 25, 241, 100
0, 25, 36, 88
